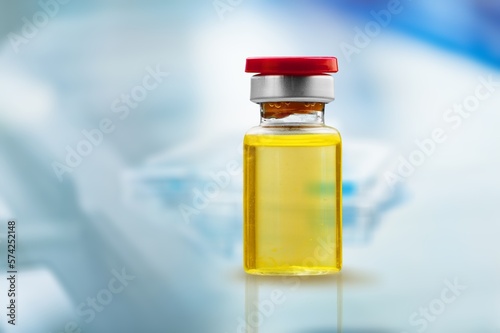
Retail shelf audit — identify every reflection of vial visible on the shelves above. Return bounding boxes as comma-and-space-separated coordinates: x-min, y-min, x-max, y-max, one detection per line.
243, 57, 342, 275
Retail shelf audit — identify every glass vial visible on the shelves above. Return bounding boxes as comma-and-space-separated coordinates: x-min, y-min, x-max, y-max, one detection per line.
243, 57, 342, 275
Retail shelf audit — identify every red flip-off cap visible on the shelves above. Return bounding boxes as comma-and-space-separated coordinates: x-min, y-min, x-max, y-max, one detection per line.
245, 57, 338, 75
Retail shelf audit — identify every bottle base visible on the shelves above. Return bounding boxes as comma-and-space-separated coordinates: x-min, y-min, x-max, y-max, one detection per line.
245, 266, 341, 276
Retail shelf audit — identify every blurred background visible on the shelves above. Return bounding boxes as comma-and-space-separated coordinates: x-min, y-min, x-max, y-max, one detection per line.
0, 0, 499, 332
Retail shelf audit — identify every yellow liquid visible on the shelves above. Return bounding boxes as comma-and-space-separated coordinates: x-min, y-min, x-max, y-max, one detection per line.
244, 132, 342, 275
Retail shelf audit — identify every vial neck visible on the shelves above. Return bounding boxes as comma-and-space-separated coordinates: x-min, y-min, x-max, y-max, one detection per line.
260, 102, 325, 126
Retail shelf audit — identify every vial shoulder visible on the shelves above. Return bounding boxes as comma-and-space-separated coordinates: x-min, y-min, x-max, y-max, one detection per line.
244, 125, 341, 147
245, 125, 341, 137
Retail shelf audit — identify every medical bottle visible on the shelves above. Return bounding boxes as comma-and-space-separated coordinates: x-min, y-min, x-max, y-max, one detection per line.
243, 57, 342, 275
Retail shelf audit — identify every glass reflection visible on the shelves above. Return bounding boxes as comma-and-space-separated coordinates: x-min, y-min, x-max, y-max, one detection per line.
244, 274, 343, 333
